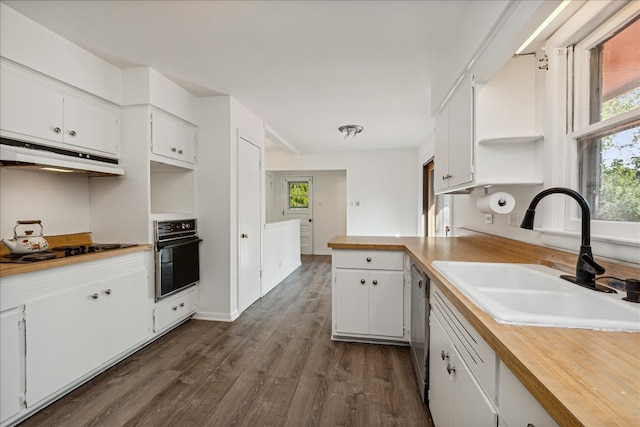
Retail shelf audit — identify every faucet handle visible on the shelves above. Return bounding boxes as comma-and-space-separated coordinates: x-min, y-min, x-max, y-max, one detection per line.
580, 253, 606, 275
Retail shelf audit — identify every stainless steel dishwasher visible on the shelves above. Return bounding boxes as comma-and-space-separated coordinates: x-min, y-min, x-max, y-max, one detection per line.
410, 261, 429, 402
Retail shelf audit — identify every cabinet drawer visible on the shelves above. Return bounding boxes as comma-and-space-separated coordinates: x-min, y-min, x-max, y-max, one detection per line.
153, 288, 197, 333
334, 250, 403, 271
431, 285, 497, 402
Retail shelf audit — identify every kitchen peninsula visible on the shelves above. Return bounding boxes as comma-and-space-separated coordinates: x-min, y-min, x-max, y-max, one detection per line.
328, 232, 640, 427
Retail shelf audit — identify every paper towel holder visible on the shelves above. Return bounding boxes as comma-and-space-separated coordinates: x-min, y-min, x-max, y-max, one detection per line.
483, 186, 508, 207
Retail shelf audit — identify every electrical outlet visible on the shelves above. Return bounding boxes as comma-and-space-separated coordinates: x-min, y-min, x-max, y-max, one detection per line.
485, 214, 493, 224
508, 214, 520, 227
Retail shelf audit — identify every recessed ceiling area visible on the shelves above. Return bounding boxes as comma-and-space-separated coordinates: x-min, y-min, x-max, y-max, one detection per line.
4, 0, 514, 153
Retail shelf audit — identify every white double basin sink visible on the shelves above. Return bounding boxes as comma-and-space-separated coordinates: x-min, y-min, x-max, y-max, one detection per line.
431, 261, 640, 332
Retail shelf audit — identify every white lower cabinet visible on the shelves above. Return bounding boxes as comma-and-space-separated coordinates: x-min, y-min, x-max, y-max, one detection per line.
335, 270, 404, 337
0, 308, 22, 423
498, 360, 558, 427
429, 284, 557, 427
25, 269, 147, 407
332, 250, 408, 341
429, 313, 497, 427
153, 287, 197, 334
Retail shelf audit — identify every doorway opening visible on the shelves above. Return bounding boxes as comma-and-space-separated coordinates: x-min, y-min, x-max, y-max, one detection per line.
423, 160, 451, 237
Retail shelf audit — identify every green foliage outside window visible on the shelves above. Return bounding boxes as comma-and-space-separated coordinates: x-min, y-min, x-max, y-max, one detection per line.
586, 89, 640, 222
289, 182, 309, 209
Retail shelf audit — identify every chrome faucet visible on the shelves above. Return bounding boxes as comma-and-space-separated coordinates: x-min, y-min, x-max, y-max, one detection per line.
520, 187, 607, 292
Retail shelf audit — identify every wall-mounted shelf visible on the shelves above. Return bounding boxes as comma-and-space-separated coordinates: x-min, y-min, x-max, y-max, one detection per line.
477, 135, 543, 145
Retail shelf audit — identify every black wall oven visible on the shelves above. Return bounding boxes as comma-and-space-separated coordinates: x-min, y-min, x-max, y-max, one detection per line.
154, 219, 202, 301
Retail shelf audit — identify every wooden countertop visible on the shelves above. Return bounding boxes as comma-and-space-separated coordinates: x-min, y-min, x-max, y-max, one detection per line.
328, 233, 640, 427
0, 233, 153, 278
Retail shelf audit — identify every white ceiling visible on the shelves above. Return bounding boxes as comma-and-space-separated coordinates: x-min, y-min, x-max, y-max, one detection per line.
4, 0, 507, 153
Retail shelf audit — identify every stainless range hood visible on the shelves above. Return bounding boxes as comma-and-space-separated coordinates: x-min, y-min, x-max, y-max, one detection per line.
0, 139, 124, 176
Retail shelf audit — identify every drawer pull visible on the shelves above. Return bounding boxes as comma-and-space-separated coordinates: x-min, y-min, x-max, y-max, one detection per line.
446, 363, 456, 375
69, 130, 77, 137
53, 127, 62, 134
366, 257, 372, 262
171, 147, 177, 152
180, 302, 185, 307
104, 289, 112, 295
178, 149, 183, 155
372, 280, 378, 285
360, 279, 366, 285
91, 293, 99, 300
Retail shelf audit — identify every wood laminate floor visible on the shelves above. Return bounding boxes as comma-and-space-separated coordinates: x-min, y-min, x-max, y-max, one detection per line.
20, 255, 433, 427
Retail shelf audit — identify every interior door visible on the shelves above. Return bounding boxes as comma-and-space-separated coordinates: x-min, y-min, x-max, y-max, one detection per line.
237, 137, 262, 313
282, 176, 313, 254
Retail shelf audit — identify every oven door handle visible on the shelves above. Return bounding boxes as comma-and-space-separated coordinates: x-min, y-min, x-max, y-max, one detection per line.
156, 237, 202, 250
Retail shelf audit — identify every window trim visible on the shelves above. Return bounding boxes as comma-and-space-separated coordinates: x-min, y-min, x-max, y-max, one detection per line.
541, 0, 640, 264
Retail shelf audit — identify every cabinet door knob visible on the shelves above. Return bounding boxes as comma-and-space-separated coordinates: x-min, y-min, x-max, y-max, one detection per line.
69, 130, 77, 137
53, 127, 62, 134
366, 257, 372, 262
360, 279, 366, 284
91, 293, 99, 299
446, 363, 456, 375
171, 147, 177, 152
441, 350, 449, 360
172, 306, 178, 311
372, 280, 378, 285
241, 233, 249, 238
178, 149, 183, 154
179, 302, 185, 307
104, 289, 112, 295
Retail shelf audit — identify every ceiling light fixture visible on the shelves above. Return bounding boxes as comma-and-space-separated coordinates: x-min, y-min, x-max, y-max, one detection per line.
338, 125, 364, 139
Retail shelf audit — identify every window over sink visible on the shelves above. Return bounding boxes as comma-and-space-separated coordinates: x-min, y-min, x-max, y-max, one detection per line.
546, 1, 640, 262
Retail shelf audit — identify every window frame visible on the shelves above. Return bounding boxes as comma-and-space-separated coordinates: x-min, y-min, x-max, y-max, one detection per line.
283, 176, 312, 213
543, 1, 640, 263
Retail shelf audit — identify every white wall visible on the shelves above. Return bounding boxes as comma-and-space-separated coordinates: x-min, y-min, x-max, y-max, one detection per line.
263, 219, 301, 295
195, 95, 265, 321
266, 149, 418, 237
0, 3, 122, 104
1, 168, 91, 238
267, 170, 347, 255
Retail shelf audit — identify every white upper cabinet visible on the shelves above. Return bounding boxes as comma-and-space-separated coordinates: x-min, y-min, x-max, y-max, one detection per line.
150, 111, 197, 164
62, 93, 119, 156
434, 73, 474, 194
0, 63, 64, 144
435, 55, 543, 194
0, 61, 120, 158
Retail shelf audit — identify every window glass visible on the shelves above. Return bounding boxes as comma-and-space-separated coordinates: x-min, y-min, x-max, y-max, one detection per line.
589, 16, 640, 124
288, 182, 309, 209
577, 120, 640, 222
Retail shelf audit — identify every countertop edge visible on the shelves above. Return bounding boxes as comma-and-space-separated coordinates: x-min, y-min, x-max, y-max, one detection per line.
0, 244, 153, 278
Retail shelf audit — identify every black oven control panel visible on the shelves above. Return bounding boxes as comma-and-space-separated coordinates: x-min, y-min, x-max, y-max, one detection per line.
155, 219, 198, 241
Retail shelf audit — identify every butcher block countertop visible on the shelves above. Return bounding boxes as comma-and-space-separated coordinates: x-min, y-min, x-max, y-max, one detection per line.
0, 233, 152, 278
328, 233, 640, 427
